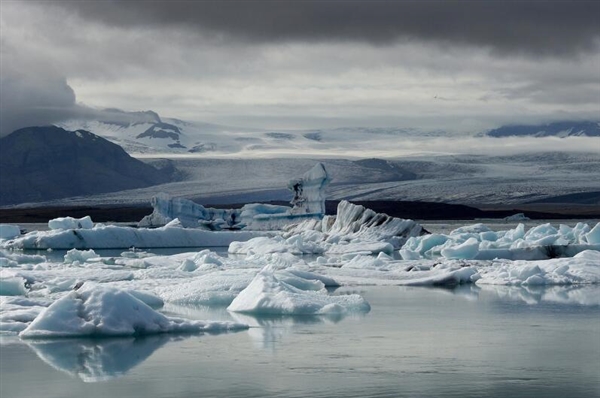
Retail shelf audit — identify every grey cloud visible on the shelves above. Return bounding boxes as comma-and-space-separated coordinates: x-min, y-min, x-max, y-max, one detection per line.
0, 61, 78, 136
0, 56, 161, 136
50, 0, 600, 56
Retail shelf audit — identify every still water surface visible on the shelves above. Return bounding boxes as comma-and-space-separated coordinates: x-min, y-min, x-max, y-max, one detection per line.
1, 285, 599, 398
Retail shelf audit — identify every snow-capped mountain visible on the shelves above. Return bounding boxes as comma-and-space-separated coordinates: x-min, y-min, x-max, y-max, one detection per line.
485, 121, 600, 138
58, 109, 459, 156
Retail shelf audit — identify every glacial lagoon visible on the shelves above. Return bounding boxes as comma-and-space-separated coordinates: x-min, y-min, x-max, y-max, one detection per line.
2, 285, 599, 398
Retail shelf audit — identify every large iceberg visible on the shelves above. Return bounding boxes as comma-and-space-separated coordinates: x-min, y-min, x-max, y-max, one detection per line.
139, 193, 241, 229
139, 163, 330, 231
1, 221, 262, 250
19, 283, 248, 338
230, 200, 424, 255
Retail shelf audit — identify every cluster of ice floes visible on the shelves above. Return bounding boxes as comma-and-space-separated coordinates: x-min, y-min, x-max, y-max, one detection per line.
1, 206, 599, 352
400, 222, 600, 260
1, 218, 262, 250
230, 200, 424, 255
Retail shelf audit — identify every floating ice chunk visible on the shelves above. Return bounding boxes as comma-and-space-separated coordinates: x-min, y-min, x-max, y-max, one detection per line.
450, 223, 491, 234
0, 277, 28, 296
504, 213, 530, 221
177, 250, 224, 272
64, 249, 99, 264
441, 237, 480, 260
156, 269, 258, 306
243, 201, 425, 256
3, 224, 262, 250
0, 224, 21, 240
19, 284, 248, 338
585, 223, 600, 244
178, 259, 198, 272
48, 216, 93, 230
227, 265, 370, 315
288, 162, 330, 215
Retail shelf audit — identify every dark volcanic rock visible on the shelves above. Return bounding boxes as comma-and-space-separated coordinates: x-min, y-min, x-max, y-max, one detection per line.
136, 122, 181, 140
0, 126, 172, 205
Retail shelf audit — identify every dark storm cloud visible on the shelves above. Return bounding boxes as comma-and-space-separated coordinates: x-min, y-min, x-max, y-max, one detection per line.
51, 0, 600, 56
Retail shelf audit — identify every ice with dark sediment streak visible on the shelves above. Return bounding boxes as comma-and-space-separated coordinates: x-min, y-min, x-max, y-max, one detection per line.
230, 200, 425, 255
19, 283, 248, 338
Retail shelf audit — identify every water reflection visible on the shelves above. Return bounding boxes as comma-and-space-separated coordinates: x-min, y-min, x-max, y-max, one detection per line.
25, 335, 176, 382
420, 283, 600, 306
479, 284, 600, 306
230, 312, 356, 351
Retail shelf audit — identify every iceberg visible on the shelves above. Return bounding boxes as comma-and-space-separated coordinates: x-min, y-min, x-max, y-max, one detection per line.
227, 265, 370, 315
139, 193, 241, 229
1, 222, 262, 250
288, 162, 330, 215
19, 283, 248, 338
139, 163, 330, 231
0, 224, 21, 240
504, 213, 530, 221
48, 216, 94, 230
231, 201, 424, 255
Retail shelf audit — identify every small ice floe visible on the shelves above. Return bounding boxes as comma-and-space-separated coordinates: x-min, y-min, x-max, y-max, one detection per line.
0, 276, 29, 296
19, 283, 248, 338
504, 213, 530, 221
0, 224, 21, 240
227, 265, 370, 315
48, 216, 94, 230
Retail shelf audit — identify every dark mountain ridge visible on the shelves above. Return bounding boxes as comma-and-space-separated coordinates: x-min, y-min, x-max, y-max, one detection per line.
0, 126, 173, 206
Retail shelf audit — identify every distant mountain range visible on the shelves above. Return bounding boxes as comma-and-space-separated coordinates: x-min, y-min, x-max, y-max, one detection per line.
0, 126, 174, 206
56, 110, 599, 156
485, 121, 600, 138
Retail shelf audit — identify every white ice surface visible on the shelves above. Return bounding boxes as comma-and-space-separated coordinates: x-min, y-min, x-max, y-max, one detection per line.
1, 219, 598, 338
48, 216, 94, 231
400, 222, 600, 260
1, 223, 263, 250
19, 283, 248, 338
230, 200, 422, 256
227, 265, 370, 315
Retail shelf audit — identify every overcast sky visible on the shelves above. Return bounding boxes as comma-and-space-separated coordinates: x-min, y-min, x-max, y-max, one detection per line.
1, 0, 599, 135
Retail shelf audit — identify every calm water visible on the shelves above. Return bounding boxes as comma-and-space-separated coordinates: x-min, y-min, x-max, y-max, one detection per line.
2, 285, 599, 398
